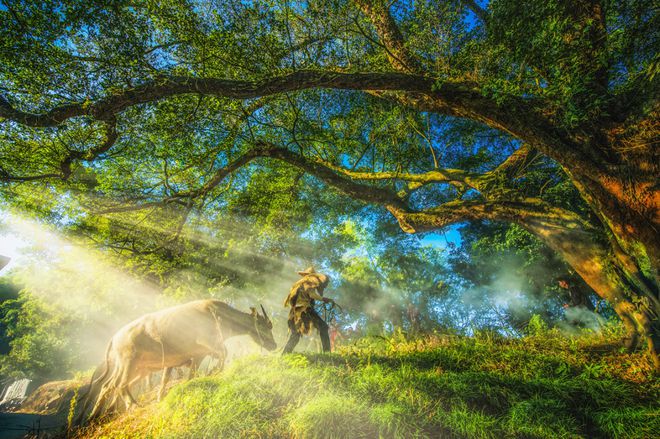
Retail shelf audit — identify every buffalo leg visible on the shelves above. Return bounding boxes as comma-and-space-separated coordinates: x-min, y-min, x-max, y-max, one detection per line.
126, 372, 148, 404
89, 367, 122, 419
189, 359, 197, 379
217, 345, 227, 372
116, 362, 139, 411
157, 367, 172, 402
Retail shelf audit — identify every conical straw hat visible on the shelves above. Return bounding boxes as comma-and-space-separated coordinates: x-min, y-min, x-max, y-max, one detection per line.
297, 266, 317, 276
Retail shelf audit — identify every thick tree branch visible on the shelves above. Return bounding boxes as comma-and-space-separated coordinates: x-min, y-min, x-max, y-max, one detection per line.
385, 198, 647, 318
0, 119, 118, 182
254, 141, 408, 208
310, 156, 480, 189
384, 91, 598, 178
0, 72, 557, 148
0, 70, 582, 176
461, 0, 489, 23
0, 72, 437, 127
96, 141, 546, 217
303, 142, 542, 197
386, 198, 591, 234
354, 0, 423, 74
490, 143, 541, 179
98, 142, 410, 215
0, 171, 62, 182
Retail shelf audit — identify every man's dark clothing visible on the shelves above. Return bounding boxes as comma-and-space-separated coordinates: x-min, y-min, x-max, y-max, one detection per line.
282, 307, 330, 353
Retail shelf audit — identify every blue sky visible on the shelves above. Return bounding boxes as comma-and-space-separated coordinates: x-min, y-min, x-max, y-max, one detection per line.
421, 225, 462, 249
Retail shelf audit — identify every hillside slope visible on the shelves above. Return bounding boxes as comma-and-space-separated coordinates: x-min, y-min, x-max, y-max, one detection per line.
77, 332, 659, 439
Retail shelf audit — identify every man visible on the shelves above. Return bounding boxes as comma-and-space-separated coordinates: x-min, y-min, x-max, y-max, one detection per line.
282, 267, 336, 353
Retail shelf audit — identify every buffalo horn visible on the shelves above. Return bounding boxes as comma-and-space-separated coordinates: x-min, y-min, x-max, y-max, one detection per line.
260, 304, 269, 321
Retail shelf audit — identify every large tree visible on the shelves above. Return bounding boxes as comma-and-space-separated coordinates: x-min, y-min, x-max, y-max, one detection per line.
0, 0, 658, 366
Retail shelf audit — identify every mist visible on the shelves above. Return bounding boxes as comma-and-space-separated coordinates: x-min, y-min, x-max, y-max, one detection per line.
0, 203, 607, 385
1, 212, 168, 376
0, 209, 336, 379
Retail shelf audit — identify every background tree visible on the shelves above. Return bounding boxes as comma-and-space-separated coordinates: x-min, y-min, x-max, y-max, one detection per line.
0, 0, 657, 367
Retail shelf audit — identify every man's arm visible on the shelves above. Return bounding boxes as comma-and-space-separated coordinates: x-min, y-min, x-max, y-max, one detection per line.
308, 289, 329, 302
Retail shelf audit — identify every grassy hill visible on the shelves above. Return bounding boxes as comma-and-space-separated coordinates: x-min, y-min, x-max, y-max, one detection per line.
76, 330, 659, 439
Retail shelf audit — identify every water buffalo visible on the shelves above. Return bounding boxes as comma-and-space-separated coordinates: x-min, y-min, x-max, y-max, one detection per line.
79, 299, 276, 421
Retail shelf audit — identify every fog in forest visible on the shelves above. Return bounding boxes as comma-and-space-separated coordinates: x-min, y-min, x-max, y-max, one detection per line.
0, 207, 603, 382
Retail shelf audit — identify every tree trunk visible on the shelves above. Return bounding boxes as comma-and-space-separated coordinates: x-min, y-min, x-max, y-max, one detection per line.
562, 134, 659, 369
571, 169, 659, 278
387, 199, 659, 369
518, 210, 659, 370
561, 275, 596, 311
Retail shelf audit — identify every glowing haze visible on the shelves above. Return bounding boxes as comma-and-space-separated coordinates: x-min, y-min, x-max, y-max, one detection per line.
0, 211, 288, 375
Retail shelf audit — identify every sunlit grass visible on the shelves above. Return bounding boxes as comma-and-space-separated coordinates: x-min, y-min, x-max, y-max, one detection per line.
75, 331, 659, 439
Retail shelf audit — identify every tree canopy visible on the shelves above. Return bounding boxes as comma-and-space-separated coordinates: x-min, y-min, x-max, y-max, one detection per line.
0, 0, 658, 367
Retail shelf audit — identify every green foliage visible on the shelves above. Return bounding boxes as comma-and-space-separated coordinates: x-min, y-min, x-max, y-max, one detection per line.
450, 219, 604, 332
526, 314, 549, 336
288, 395, 376, 439
2, 0, 653, 346
83, 333, 658, 439
0, 278, 20, 355
593, 406, 660, 439
0, 291, 78, 379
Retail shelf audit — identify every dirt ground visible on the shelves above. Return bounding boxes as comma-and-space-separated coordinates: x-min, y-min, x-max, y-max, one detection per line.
0, 411, 65, 439
0, 368, 200, 437
0, 380, 82, 438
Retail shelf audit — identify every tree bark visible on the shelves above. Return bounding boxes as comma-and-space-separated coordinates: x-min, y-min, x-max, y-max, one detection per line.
561, 129, 659, 369
386, 198, 659, 369
89, 139, 659, 369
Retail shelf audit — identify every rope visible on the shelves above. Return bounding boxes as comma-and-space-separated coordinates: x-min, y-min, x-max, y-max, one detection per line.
254, 317, 265, 353
321, 300, 342, 325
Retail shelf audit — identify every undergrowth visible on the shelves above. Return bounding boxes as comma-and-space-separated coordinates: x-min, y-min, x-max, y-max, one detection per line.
76, 330, 659, 439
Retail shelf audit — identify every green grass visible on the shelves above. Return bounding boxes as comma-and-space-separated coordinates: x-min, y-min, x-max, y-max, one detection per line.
78, 332, 659, 439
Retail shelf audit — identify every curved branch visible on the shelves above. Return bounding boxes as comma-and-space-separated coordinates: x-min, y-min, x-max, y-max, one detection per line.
354, 0, 423, 74
0, 119, 118, 182
386, 198, 591, 233
0, 171, 62, 182
154, 143, 604, 282
2, 68, 586, 180
490, 143, 540, 179
254, 141, 407, 208
309, 156, 480, 189
96, 142, 542, 216
0, 72, 435, 127
385, 199, 644, 315
461, 0, 488, 23
309, 143, 543, 196
98, 142, 410, 214
0, 72, 564, 159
